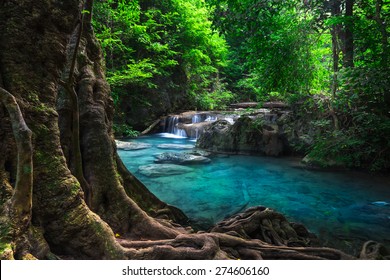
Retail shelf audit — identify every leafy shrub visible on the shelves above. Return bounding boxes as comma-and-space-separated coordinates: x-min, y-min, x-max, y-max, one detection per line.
113, 124, 140, 138
308, 66, 390, 171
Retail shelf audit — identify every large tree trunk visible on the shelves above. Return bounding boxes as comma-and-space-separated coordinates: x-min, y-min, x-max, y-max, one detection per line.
0, 0, 184, 259
343, 0, 354, 68
329, 0, 342, 130
330, 0, 342, 97
1, 0, 386, 260
0, 0, 127, 259
374, 0, 389, 66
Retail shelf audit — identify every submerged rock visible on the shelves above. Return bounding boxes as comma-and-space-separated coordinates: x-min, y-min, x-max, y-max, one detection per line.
115, 140, 151, 150
154, 152, 211, 164
157, 144, 195, 150
138, 164, 193, 177
371, 201, 390, 207
301, 155, 346, 170
190, 149, 212, 157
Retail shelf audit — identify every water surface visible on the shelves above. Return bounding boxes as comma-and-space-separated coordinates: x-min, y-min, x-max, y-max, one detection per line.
118, 134, 390, 255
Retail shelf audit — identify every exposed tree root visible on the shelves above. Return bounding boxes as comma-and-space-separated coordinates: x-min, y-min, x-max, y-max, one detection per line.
360, 240, 390, 260
115, 153, 189, 225
116, 206, 356, 260
211, 206, 319, 247
59, 9, 92, 206
118, 232, 354, 260
0, 87, 33, 259
0, 87, 33, 224
119, 234, 223, 260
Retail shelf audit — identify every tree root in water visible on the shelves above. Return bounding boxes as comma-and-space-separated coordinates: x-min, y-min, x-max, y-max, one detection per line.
116, 206, 371, 260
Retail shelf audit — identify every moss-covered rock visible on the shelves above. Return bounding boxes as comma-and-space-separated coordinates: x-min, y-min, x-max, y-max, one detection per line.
197, 116, 285, 156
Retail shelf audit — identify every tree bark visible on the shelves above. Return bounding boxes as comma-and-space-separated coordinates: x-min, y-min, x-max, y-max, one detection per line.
331, 0, 342, 97
374, 0, 389, 66
84, 0, 94, 25
329, 0, 342, 130
343, 0, 354, 68
0, 87, 33, 221
0, 87, 33, 259
0, 0, 125, 259
59, 15, 92, 206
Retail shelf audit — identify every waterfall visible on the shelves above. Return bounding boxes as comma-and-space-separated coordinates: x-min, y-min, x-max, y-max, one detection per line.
189, 127, 200, 139
224, 117, 235, 124
164, 116, 187, 138
174, 127, 187, 137
166, 116, 178, 133
192, 114, 201, 123
163, 112, 221, 139
205, 115, 217, 122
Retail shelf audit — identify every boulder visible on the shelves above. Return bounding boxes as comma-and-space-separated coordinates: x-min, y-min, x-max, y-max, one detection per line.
154, 152, 211, 164
177, 122, 213, 139
115, 140, 151, 150
301, 155, 346, 170
138, 164, 193, 177
190, 149, 212, 157
196, 120, 233, 153
196, 117, 285, 156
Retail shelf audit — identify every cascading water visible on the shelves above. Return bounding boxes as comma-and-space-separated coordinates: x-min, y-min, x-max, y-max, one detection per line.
188, 127, 200, 139
205, 115, 217, 122
192, 114, 202, 123
190, 114, 217, 139
164, 116, 187, 138
163, 112, 229, 140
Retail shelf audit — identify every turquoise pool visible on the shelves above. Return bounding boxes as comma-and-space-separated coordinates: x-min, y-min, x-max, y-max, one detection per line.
118, 134, 390, 255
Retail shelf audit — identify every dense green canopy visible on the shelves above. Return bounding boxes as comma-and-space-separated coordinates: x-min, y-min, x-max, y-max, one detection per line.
93, 0, 389, 170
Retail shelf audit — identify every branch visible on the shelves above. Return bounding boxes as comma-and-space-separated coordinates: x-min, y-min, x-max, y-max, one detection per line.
140, 118, 161, 136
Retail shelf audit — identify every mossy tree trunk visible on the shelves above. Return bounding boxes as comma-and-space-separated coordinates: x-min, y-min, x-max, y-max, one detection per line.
0, 0, 180, 259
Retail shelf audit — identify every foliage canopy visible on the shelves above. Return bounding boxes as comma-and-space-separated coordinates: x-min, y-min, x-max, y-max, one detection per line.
94, 0, 390, 170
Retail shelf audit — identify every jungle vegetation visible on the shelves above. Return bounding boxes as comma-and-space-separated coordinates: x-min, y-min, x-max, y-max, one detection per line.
0, 0, 389, 260
93, 0, 390, 171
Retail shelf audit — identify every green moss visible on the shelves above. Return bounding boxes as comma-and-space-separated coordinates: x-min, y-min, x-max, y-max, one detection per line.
0, 220, 11, 240
249, 118, 265, 132
70, 181, 82, 197
27, 91, 40, 103
25, 90, 57, 115
34, 150, 64, 171
23, 164, 32, 174
0, 242, 14, 260
33, 123, 51, 135
0, 221, 13, 259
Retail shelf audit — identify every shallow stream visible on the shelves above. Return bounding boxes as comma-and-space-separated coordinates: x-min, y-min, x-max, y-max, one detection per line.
118, 133, 390, 255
